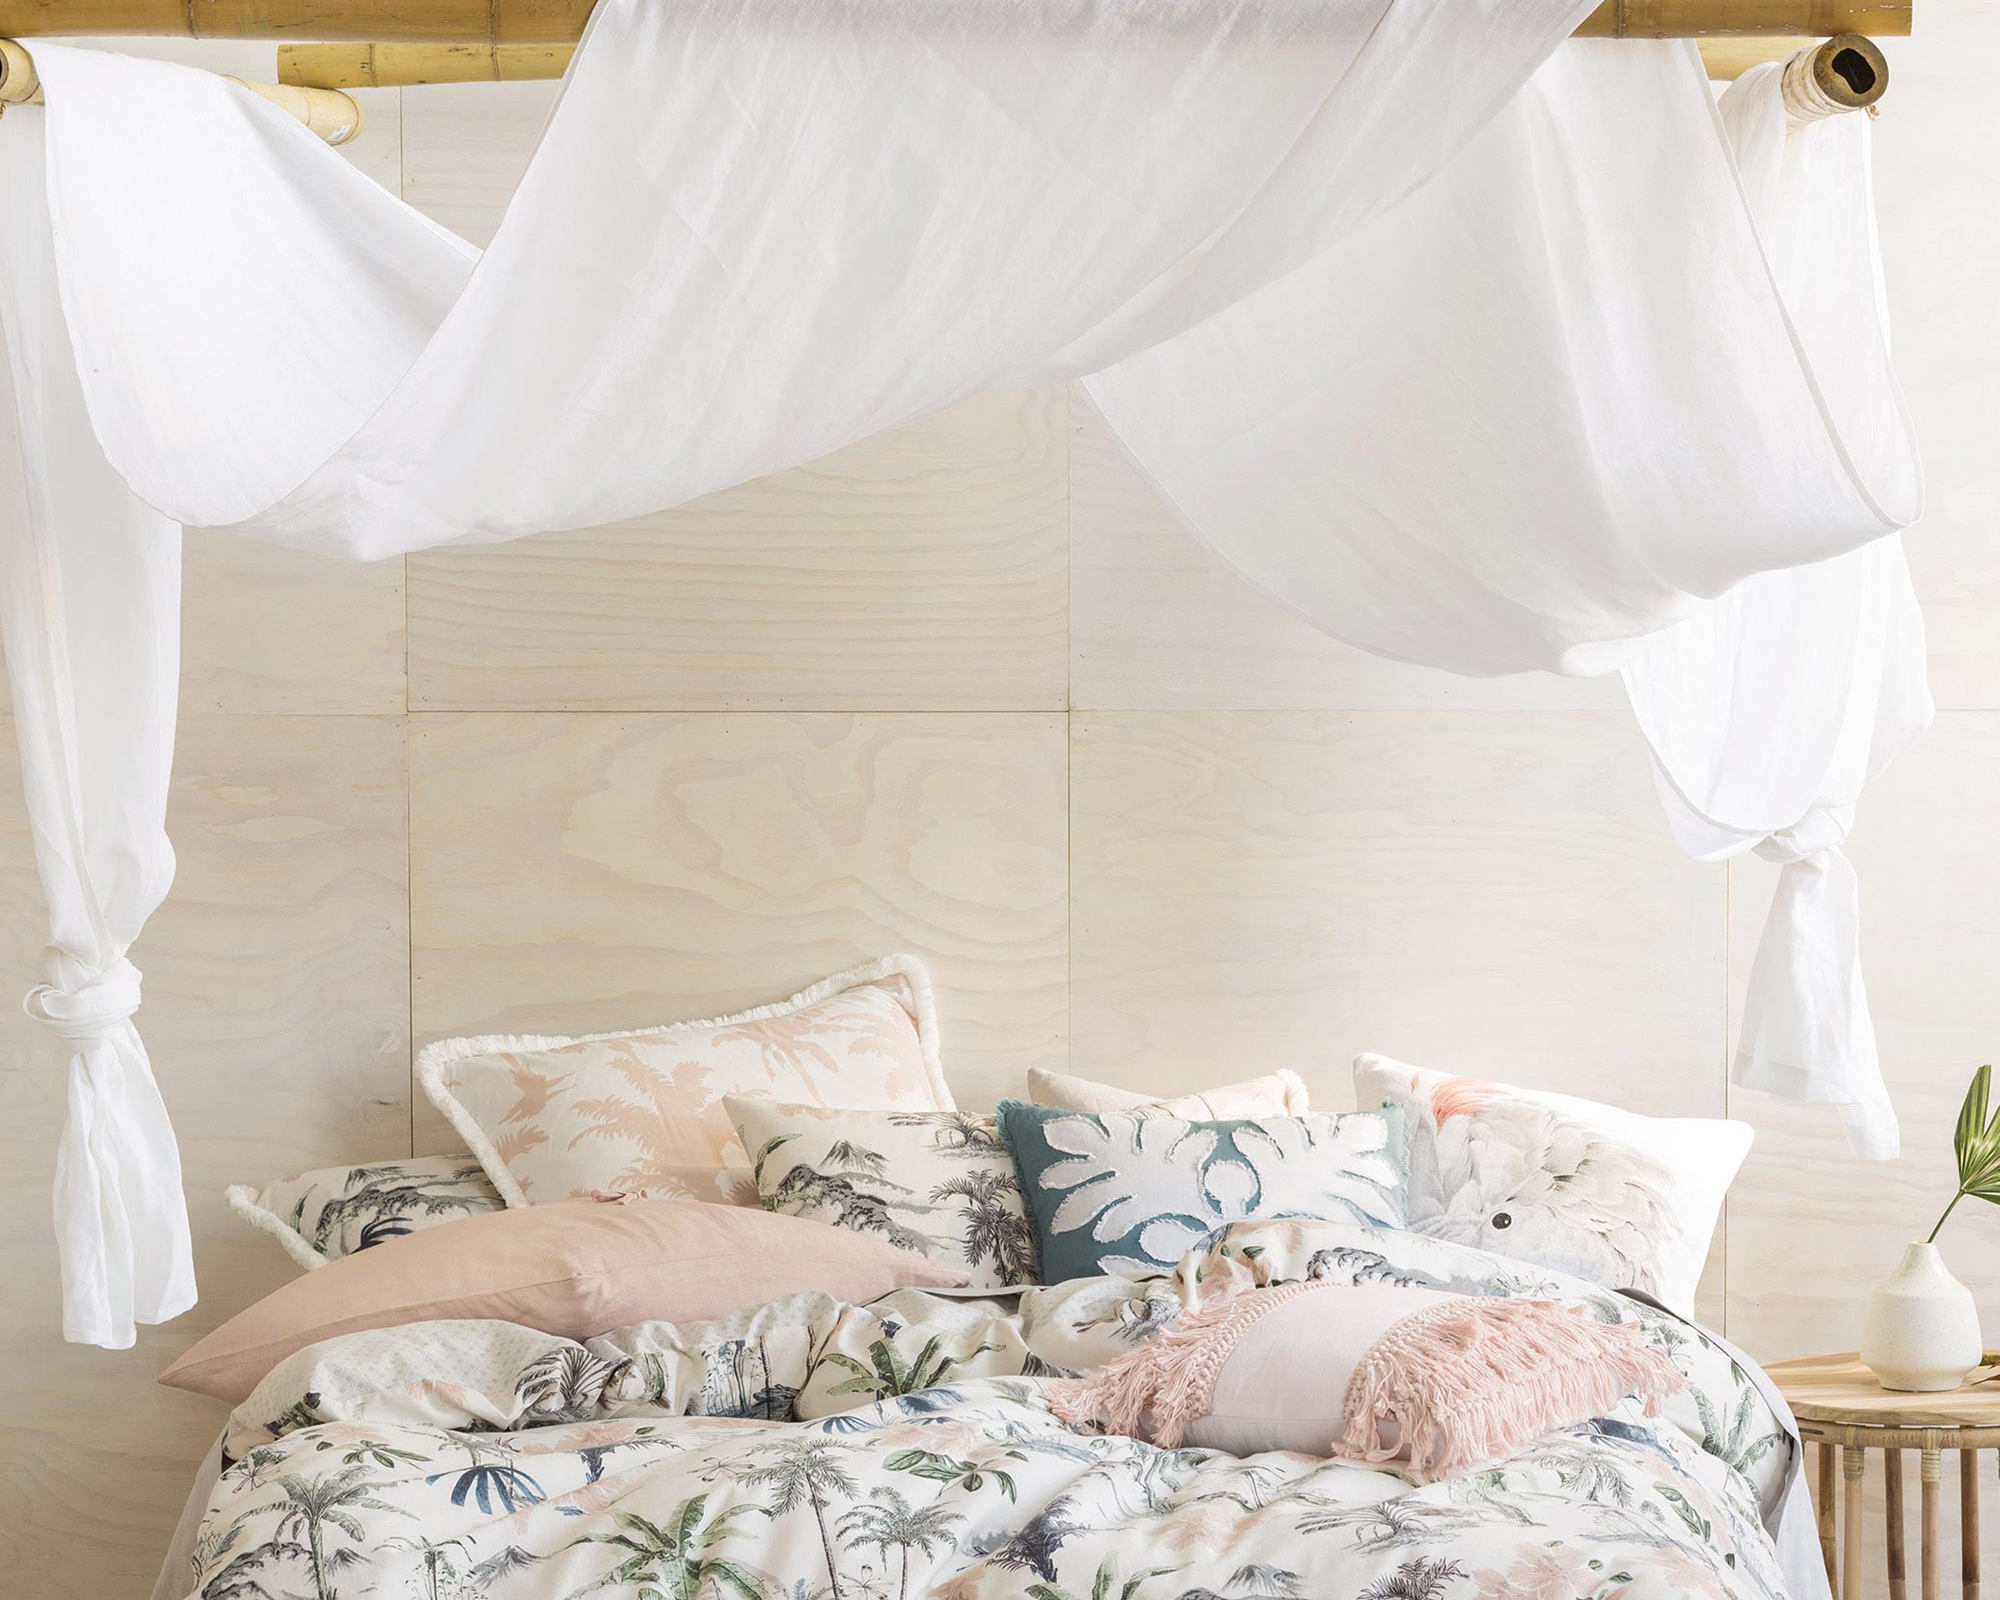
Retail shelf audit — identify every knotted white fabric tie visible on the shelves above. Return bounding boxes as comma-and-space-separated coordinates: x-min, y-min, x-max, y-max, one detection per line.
1735, 806, 1897, 1160
23, 957, 196, 1347
23, 954, 143, 1042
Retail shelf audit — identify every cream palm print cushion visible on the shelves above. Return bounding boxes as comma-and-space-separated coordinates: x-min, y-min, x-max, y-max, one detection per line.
421, 956, 954, 1206
1354, 1053, 1752, 1314
728, 1099, 1038, 1291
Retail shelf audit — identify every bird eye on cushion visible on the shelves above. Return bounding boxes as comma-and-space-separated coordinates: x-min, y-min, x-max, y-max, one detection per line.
1354, 1053, 1751, 1315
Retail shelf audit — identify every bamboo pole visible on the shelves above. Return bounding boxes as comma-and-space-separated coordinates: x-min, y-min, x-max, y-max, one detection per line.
1577, 1, 1910, 35
0, 0, 1915, 45
0, 35, 364, 143
275, 30, 1890, 90
281, 41, 575, 88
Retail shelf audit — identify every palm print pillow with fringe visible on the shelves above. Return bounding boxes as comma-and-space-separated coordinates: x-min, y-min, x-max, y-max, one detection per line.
727, 1098, 1039, 1291
226, 1155, 505, 1271
419, 956, 954, 1207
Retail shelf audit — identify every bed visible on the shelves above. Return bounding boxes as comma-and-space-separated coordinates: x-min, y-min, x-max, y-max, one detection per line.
154, 1217, 1825, 1600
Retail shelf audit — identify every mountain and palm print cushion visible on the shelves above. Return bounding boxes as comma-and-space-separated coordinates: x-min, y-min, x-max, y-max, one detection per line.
728, 1099, 1038, 1291
226, 1155, 506, 1270
998, 1102, 1407, 1283
1354, 1053, 1753, 1314
419, 957, 954, 1206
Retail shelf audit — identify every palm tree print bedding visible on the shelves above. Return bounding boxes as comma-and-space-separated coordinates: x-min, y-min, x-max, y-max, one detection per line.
181, 1221, 1794, 1600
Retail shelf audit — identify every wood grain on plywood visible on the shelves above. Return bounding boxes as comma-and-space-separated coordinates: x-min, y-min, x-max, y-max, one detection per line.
1069, 710, 1726, 1112
408, 711, 1068, 1130
408, 390, 1069, 712
400, 77, 557, 244
182, 535, 406, 714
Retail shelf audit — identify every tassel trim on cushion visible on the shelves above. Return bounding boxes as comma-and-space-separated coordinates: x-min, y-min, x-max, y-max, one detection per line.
1047, 1278, 1337, 1448
1046, 1278, 1687, 1477
1337, 1296, 1686, 1477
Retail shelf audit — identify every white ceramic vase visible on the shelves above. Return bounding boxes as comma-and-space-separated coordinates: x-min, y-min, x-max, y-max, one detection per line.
1859, 1242, 1984, 1391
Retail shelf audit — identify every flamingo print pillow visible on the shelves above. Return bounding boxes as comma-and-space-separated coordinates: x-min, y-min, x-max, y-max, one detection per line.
998, 1103, 1406, 1284
1353, 1054, 1752, 1315
419, 956, 954, 1207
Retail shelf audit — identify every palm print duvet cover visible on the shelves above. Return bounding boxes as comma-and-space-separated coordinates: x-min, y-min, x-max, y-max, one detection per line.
177, 1220, 1798, 1600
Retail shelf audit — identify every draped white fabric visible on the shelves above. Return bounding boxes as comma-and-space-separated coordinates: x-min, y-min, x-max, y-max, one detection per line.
0, 113, 193, 1346
1621, 63, 1930, 1160
0, 0, 1923, 1343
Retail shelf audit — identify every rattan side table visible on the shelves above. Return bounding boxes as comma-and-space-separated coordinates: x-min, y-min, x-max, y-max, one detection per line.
1768, 1353, 2000, 1600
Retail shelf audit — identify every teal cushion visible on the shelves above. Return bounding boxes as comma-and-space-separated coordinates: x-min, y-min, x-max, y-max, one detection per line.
997, 1101, 1406, 1283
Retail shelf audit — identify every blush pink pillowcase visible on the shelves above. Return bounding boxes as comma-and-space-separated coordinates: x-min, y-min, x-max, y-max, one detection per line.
161, 1196, 968, 1404
1050, 1279, 1683, 1477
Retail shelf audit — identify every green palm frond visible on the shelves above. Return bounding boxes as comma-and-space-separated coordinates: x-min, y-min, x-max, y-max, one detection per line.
1930, 1065, 2000, 1241
1958, 1065, 2000, 1196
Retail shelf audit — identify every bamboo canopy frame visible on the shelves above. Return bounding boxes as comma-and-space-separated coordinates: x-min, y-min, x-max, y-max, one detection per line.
0, 1, 1912, 114
0, 0, 1918, 44
272, 29, 1889, 90
0, 33, 364, 141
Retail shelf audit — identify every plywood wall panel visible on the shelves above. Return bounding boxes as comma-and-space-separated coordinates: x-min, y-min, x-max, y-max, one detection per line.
0, 715, 410, 1600
181, 537, 407, 714
1068, 398, 1622, 713
401, 79, 559, 245
407, 711, 1068, 1137
1069, 710, 1726, 1115
1873, 12, 2000, 711
407, 390, 1069, 712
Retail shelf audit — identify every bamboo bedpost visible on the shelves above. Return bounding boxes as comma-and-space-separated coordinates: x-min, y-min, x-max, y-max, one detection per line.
1779, 33, 1890, 117
0, 36, 365, 143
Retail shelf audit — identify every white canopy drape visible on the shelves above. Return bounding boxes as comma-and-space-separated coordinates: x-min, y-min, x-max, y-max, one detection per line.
0, 0, 1923, 1344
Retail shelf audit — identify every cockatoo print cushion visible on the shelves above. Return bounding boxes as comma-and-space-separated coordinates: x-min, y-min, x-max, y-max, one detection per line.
1354, 1054, 1751, 1314
999, 1102, 1406, 1283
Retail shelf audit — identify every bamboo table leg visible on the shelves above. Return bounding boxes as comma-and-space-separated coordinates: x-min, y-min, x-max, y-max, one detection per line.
1925, 1440, 1945, 1600
1847, 1447, 1869, 1600
1889, 1448, 1908, 1600
1820, 1443, 1840, 1590
1964, 1450, 1981, 1600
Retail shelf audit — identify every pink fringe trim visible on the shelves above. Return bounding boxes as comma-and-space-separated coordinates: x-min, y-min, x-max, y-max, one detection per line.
1047, 1279, 1339, 1448
1337, 1297, 1687, 1477
1046, 1281, 1687, 1478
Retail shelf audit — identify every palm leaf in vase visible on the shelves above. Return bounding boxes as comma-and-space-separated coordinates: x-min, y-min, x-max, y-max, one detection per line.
1930, 1064, 2000, 1241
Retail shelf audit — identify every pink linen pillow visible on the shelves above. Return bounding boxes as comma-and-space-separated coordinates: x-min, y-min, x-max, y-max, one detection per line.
1049, 1279, 1683, 1477
161, 1196, 967, 1404
1028, 1066, 1308, 1119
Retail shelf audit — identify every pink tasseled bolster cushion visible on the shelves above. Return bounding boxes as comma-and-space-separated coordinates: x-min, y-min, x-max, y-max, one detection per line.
1047, 1279, 1685, 1477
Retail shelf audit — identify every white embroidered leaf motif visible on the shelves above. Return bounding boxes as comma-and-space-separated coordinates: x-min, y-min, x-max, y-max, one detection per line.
1233, 1118, 1402, 1227
1040, 1114, 1217, 1243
